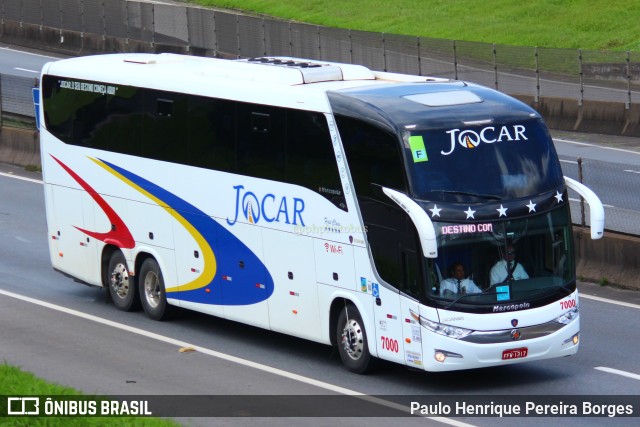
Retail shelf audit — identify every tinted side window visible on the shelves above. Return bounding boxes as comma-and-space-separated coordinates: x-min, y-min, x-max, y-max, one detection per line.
286, 110, 345, 210
42, 76, 107, 147
335, 115, 410, 287
335, 115, 406, 198
187, 96, 236, 172
100, 85, 143, 155
236, 103, 285, 182
141, 90, 188, 165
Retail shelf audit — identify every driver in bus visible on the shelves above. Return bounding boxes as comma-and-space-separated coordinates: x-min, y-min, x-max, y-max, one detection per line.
490, 244, 529, 284
440, 262, 482, 297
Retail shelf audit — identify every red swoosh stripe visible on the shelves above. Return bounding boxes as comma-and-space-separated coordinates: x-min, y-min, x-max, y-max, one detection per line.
51, 155, 135, 249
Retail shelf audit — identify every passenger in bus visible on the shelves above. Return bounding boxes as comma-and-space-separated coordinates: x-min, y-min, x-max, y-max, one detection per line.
490, 245, 529, 285
440, 262, 482, 297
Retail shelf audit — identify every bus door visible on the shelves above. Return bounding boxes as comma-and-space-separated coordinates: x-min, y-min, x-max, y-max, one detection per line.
369, 214, 427, 367
367, 215, 416, 366
399, 247, 426, 369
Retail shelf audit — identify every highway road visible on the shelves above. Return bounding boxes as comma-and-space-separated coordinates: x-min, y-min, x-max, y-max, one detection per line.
1, 162, 640, 426
552, 133, 640, 235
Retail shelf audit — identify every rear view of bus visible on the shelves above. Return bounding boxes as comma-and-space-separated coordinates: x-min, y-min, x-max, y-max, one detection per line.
329, 81, 604, 371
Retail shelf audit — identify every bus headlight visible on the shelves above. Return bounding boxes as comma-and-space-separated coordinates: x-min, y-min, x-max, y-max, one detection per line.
556, 307, 579, 325
411, 310, 473, 339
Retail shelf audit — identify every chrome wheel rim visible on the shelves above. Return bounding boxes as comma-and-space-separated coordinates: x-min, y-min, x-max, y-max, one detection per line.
341, 318, 364, 361
143, 270, 161, 308
110, 263, 130, 299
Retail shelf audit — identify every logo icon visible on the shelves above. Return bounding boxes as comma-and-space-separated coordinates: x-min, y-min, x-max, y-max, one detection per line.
7, 397, 40, 415
510, 329, 522, 341
511, 319, 519, 327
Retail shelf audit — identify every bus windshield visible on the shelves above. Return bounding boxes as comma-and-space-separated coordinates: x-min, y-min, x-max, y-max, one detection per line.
404, 118, 564, 201
428, 204, 575, 311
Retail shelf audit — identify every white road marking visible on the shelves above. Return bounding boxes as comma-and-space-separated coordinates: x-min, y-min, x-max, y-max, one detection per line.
594, 367, 640, 381
0, 172, 42, 184
554, 138, 640, 156
0, 46, 59, 59
623, 169, 640, 174
0, 289, 475, 427
560, 159, 578, 164
580, 293, 640, 309
14, 67, 39, 73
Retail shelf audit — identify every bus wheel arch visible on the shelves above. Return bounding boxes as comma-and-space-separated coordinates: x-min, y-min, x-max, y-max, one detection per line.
105, 248, 139, 311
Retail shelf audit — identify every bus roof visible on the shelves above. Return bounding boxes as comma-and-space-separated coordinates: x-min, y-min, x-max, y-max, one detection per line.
42, 53, 447, 112
42, 53, 538, 127
327, 81, 541, 133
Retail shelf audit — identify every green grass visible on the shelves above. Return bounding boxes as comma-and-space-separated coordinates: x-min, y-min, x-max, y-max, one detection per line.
192, 0, 640, 51
0, 364, 179, 426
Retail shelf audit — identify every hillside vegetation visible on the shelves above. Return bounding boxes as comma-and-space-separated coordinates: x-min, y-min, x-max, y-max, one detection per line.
193, 0, 640, 51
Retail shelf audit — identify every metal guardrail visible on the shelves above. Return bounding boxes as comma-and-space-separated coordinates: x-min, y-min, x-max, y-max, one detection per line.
0, 74, 37, 119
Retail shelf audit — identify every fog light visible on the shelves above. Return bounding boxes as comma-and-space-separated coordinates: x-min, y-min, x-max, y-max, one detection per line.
434, 351, 446, 363
563, 333, 580, 346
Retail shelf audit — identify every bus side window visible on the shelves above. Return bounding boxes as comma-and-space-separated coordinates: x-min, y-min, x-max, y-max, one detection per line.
337, 115, 412, 288
141, 90, 188, 166
335, 115, 406, 198
42, 76, 108, 149
286, 110, 346, 211
236, 103, 285, 182
102, 85, 143, 156
187, 96, 236, 172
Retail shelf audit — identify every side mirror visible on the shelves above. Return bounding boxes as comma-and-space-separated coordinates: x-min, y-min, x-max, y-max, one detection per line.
564, 176, 604, 239
382, 187, 438, 258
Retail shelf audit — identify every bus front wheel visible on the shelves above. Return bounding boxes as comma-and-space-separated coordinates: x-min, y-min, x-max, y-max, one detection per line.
139, 258, 174, 321
336, 304, 374, 374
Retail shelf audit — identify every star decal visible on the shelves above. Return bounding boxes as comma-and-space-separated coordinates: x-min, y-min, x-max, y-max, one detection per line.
526, 200, 537, 212
554, 191, 564, 203
497, 205, 508, 217
429, 204, 442, 217
464, 207, 476, 219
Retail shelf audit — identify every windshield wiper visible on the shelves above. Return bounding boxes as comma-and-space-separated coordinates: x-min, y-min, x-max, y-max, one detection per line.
432, 190, 501, 201
444, 292, 484, 309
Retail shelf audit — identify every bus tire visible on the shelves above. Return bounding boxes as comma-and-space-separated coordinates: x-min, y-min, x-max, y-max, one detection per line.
107, 251, 138, 311
336, 304, 374, 374
139, 258, 174, 321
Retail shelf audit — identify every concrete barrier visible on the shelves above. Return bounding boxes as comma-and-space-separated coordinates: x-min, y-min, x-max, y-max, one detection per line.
574, 228, 640, 291
0, 127, 40, 167
0, 21, 203, 58
514, 95, 640, 138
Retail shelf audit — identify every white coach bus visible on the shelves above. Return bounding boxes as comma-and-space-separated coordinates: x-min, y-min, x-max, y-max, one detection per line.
38, 53, 604, 373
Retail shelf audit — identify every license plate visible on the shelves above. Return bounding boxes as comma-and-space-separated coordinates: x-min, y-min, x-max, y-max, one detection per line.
502, 347, 528, 360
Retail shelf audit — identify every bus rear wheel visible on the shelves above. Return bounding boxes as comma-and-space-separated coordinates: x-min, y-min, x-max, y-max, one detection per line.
107, 251, 138, 311
139, 258, 174, 321
336, 304, 374, 374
